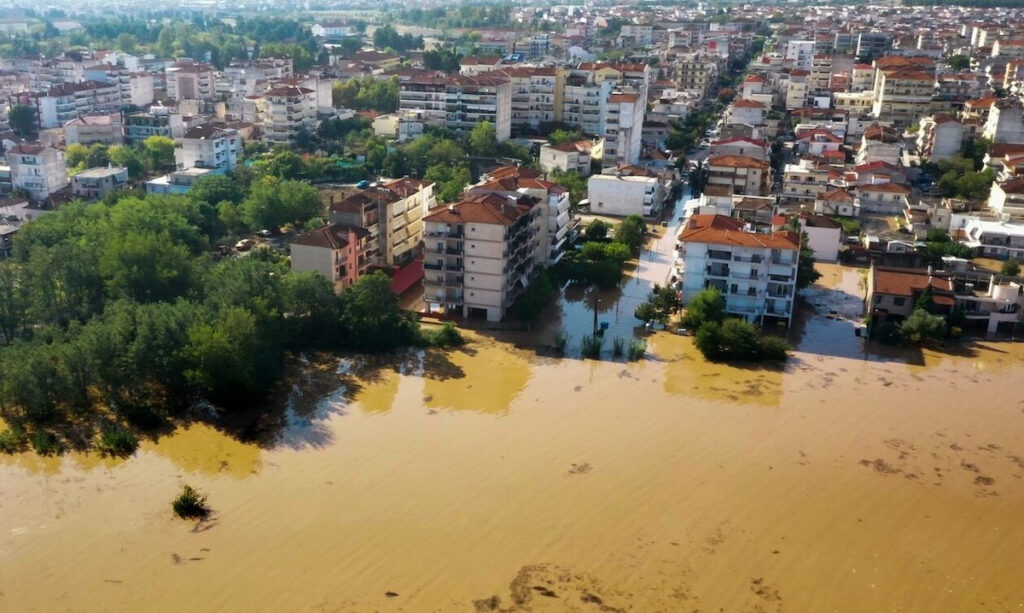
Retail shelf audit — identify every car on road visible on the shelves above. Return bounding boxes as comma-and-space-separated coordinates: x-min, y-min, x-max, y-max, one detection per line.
235, 238, 255, 252
356, 179, 371, 189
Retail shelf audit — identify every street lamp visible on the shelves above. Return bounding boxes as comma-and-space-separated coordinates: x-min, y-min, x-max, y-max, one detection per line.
592, 294, 601, 336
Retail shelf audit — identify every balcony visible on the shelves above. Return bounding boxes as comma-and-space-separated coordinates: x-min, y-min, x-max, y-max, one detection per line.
706, 265, 731, 278
707, 250, 732, 261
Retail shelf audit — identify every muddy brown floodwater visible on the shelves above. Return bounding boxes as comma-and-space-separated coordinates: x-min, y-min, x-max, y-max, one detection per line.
2, 266, 1024, 612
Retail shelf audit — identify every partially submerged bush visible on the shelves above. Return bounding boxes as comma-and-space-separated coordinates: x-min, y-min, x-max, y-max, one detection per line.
0, 428, 24, 454
30, 430, 62, 456
612, 336, 625, 357
627, 338, 647, 361
421, 321, 465, 348
694, 319, 788, 363
96, 426, 139, 458
581, 334, 603, 359
172, 485, 211, 520
554, 331, 568, 355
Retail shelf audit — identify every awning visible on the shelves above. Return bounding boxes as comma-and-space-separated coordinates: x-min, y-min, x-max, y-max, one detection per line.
390, 258, 424, 294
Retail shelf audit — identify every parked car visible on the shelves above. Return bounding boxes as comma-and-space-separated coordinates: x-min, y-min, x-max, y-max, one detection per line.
256, 229, 272, 238
356, 179, 371, 189
235, 238, 255, 252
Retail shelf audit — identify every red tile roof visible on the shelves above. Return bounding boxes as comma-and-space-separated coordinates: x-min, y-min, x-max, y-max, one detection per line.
678, 214, 799, 250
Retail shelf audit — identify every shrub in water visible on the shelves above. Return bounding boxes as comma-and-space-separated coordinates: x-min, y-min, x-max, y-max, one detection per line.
96, 426, 139, 458
0, 428, 23, 454
554, 330, 568, 355
627, 338, 647, 361
612, 336, 625, 357
172, 484, 211, 520
424, 321, 465, 348
581, 334, 603, 359
30, 430, 62, 456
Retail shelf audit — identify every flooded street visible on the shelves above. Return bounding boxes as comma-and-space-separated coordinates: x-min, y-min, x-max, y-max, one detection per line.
2, 288, 1024, 611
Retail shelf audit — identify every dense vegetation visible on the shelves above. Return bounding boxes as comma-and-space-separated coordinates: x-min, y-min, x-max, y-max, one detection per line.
684, 288, 789, 362
0, 182, 454, 455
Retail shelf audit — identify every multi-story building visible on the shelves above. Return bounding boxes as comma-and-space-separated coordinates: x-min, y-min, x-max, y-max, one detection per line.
587, 168, 664, 217
70, 166, 129, 200
397, 73, 449, 127
289, 223, 369, 290
422, 192, 543, 322
602, 92, 644, 168
729, 98, 767, 126
786, 41, 816, 71
64, 113, 124, 146
982, 96, 1024, 145
785, 70, 810, 111
782, 158, 833, 208
8, 142, 68, 200
123, 107, 185, 145
397, 71, 513, 141
468, 165, 577, 264
987, 177, 1024, 218
325, 177, 436, 268
705, 155, 772, 197
497, 66, 561, 136
540, 140, 595, 176
35, 80, 121, 128
677, 52, 721, 98
145, 167, 214, 195
165, 61, 216, 102
677, 213, 800, 325
444, 75, 512, 142
83, 64, 154, 108
856, 32, 892, 62
175, 125, 241, 172
917, 112, 963, 161
263, 85, 318, 145
959, 218, 1024, 260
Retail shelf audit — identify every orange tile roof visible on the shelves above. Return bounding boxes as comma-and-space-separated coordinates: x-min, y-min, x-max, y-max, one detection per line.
424, 192, 538, 226
706, 155, 769, 169
678, 214, 799, 250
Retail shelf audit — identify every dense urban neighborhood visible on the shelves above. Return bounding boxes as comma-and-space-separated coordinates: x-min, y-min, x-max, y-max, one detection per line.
1, 2, 1024, 611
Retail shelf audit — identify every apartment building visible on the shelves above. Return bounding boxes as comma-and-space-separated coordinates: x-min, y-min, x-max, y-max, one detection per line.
562, 76, 610, 136
856, 124, 904, 166
70, 166, 128, 200
677, 214, 800, 325
705, 154, 772, 197
729, 98, 766, 126
856, 32, 892, 62
290, 223, 369, 290
540, 140, 595, 176
785, 70, 810, 111
917, 112, 963, 162
8, 142, 68, 200
145, 167, 214, 195
123, 107, 185, 145
856, 182, 911, 215
175, 124, 241, 172
867, 266, 955, 327
988, 177, 1024, 218
782, 158, 833, 207
497, 66, 561, 136
166, 62, 216, 101
83, 65, 154, 107
871, 57, 936, 126
326, 177, 436, 268
397, 73, 448, 127
64, 113, 124, 146
467, 165, 577, 264
677, 52, 721, 98
263, 85, 318, 145
445, 75, 512, 141
422, 192, 543, 322
786, 41, 816, 71
587, 168, 664, 217
602, 91, 644, 168
982, 96, 1024, 145
35, 80, 121, 128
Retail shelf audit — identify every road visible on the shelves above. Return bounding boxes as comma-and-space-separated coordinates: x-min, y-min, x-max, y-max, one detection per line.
631, 183, 693, 290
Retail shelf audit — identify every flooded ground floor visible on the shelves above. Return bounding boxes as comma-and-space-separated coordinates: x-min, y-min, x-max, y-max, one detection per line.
1, 266, 1023, 612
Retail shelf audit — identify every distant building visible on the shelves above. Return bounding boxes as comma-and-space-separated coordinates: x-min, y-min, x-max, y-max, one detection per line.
539, 140, 595, 176
175, 125, 241, 172
123, 107, 185, 145
145, 167, 214, 195
587, 168, 663, 217
64, 113, 124, 146
71, 166, 129, 200
8, 142, 68, 201
263, 85, 318, 145
166, 61, 216, 101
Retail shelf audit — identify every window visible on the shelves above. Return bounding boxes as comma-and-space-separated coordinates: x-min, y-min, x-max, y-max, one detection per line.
893, 297, 906, 306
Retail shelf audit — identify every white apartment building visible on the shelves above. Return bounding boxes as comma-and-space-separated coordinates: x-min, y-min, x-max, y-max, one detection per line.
263, 85, 318, 145
83, 65, 154, 107
175, 125, 241, 173
8, 142, 68, 200
422, 192, 543, 322
786, 41, 816, 71
917, 113, 963, 162
540, 140, 595, 176
35, 80, 121, 128
398, 74, 449, 127
782, 158, 833, 207
983, 96, 1024, 145
603, 91, 644, 167
677, 214, 801, 325
123, 107, 185, 145
445, 75, 512, 142
988, 177, 1024, 218
166, 62, 216, 101
497, 66, 561, 136
587, 170, 662, 217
